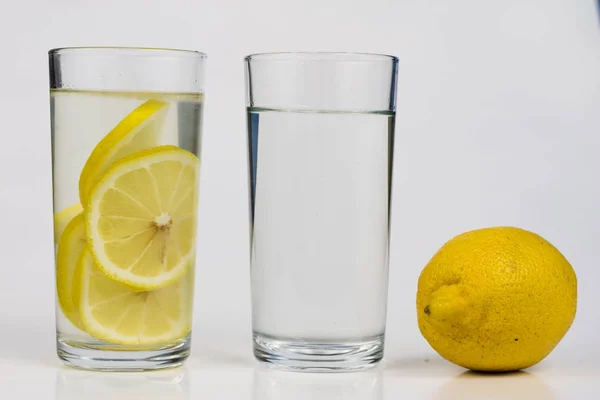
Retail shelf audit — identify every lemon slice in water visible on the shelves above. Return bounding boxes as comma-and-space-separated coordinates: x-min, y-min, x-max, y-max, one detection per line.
85, 145, 199, 290
79, 99, 168, 207
56, 212, 86, 330
54, 203, 83, 244
77, 248, 193, 345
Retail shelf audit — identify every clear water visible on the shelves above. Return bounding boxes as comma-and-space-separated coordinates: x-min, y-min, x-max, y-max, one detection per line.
51, 90, 203, 344
248, 108, 394, 341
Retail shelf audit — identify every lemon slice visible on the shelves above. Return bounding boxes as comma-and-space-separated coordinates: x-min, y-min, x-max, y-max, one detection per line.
77, 248, 193, 345
54, 203, 83, 244
56, 212, 86, 330
86, 145, 199, 290
79, 99, 168, 207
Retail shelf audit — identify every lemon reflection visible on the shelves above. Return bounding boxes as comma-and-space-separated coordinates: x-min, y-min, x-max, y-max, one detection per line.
55, 367, 189, 400
435, 370, 555, 400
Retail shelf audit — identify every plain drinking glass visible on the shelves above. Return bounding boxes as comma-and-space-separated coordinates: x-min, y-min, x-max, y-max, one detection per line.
49, 47, 205, 371
245, 52, 398, 371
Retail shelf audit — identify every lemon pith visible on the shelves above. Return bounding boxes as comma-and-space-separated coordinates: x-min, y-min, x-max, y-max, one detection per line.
78, 248, 192, 345
417, 227, 577, 372
79, 99, 168, 207
85, 145, 200, 290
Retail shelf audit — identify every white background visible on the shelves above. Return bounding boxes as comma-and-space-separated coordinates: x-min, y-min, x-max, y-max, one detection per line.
1, 0, 600, 398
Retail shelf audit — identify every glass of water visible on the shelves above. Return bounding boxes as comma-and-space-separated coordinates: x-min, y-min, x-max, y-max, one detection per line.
245, 52, 398, 371
49, 47, 205, 371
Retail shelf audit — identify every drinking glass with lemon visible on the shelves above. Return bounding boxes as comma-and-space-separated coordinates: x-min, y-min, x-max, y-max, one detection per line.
50, 46, 206, 371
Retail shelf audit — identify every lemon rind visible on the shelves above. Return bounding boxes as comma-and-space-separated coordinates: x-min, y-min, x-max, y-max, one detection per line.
56, 212, 86, 330
53, 203, 83, 244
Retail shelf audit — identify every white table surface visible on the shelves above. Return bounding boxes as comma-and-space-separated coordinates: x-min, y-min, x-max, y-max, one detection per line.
1, 324, 598, 400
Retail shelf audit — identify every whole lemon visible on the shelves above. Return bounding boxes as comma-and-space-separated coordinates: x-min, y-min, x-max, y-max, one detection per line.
417, 227, 577, 372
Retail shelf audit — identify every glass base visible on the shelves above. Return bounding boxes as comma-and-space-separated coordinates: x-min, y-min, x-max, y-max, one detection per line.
253, 332, 384, 372
57, 334, 190, 371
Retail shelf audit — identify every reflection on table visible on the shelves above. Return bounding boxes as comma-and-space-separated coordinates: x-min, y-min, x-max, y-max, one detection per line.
434, 371, 555, 400
253, 367, 382, 400
55, 367, 189, 400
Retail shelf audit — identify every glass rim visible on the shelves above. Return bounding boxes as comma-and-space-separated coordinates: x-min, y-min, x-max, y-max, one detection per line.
244, 52, 398, 63
48, 46, 207, 58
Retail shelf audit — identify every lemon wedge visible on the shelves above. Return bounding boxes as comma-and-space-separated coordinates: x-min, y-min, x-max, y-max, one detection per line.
56, 212, 86, 330
79, 99, 168, 207
77, 248, 193, 345
54, 204, 83, 244
85, 145, 199, 290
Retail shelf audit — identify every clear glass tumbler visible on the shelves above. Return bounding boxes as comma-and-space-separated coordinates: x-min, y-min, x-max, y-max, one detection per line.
245, 52, 398, 371
49, 47, 206, 371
